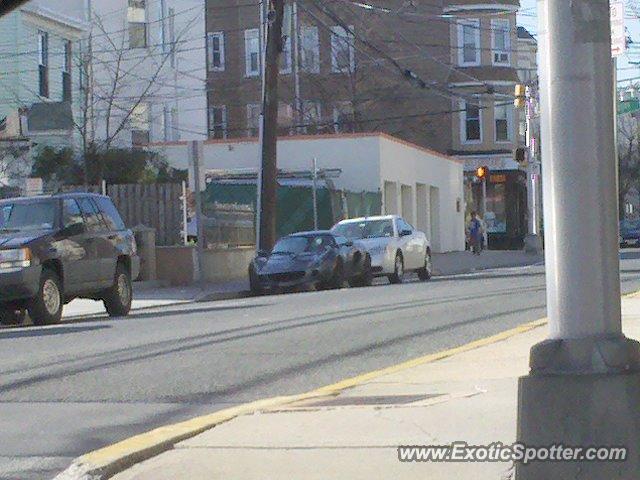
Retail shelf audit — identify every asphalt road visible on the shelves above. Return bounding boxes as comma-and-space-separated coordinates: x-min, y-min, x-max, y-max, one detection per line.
3, 251, 640, 480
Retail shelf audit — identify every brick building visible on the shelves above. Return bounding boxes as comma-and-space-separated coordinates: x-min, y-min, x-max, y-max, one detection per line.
205, 0, 526, 247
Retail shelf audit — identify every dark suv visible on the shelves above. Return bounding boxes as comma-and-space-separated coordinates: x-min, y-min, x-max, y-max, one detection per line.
0, 193, 140, 326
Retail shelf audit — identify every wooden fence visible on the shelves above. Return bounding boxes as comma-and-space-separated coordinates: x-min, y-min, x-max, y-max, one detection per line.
107, 183, 183, 246
61, 183, 183, 246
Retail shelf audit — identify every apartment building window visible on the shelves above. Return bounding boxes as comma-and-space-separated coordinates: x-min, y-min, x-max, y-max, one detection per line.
168, 7, 176, 66
302, 101, 321, 133
160, 0, 167, 52
278, 102, 294, 135
280, 35, 292, 74
301, 26, 319, 73
458, 19, 480, 66
207, 32, 225, 71
62, 40, 72, 102
494, 101, 513, 142
131, 102, 150, 146
38, 31, 49, 98
245, 29, 260, 77
333, 101, 355, 133
331, 26, 355, 73
209, 106, 227, 139
246, 103, 261, 137
128, 0, 148, 49
492, 19, 510, 65
461, 100, 482, 143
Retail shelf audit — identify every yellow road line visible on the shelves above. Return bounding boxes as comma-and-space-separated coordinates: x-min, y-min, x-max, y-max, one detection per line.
65, 288, 640, 478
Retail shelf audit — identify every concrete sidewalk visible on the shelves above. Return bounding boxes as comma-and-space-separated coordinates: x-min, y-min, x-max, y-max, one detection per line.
110, 294, 639, 480
432, 250, 543, 276
62, 279, 250, 319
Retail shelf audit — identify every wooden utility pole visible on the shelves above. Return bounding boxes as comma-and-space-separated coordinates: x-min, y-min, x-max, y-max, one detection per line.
259, 0, 285, 251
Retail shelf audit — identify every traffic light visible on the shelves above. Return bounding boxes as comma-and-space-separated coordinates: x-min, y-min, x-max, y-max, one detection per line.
514, 84, 526, 108
476, 166, 489, 180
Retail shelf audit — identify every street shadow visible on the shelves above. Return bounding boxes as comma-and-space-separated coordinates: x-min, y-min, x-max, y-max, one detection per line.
61, 302, 273, 326
0, 283, 546, 392
0, 324, 110, 339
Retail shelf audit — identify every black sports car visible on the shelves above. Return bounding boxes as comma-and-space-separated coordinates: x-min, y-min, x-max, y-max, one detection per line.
248, 231, 372, 294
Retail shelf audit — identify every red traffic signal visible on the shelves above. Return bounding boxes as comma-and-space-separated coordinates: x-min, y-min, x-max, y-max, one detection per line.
476, 166, 489, 180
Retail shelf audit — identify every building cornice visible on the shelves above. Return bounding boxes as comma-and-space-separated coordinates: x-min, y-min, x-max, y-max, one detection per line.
20, 5, 88, 34
444, 3, 519, 14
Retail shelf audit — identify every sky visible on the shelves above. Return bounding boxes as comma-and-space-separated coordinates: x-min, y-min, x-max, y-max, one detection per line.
516, 0, 640, 84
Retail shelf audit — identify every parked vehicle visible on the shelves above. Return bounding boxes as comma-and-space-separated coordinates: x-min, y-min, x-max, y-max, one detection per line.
332, 215, 432, 284
620, 219, 640, 248
248, 231, 372, 294
0, 193, 140, 326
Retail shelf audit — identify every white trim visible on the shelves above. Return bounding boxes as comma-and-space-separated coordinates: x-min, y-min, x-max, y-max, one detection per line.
491, 18, 511, 66
450, 80, 517, 87
244, 28, 260, 77
444, 4, 519, 13
460, 99, 483, 144
331, 25, 355, 73
457, 19, 480, 67
207, 31, 225, 72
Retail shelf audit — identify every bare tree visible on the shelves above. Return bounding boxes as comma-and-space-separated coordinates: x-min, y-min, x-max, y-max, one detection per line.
75, 6, 203, 183
618, 111, 640, 219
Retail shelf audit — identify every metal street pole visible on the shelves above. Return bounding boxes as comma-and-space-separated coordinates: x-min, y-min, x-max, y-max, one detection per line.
189, 141, 205, 282
516, 1, 640, 478
181, 180, 188, 245
312, 157, 318, 230
255, 0, 267, 250
481, 176, 487, 249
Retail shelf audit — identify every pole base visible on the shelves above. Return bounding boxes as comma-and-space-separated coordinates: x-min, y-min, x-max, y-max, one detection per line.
517, 336, 640, 479
523, 234, 543, 254
516, 371, 640, 479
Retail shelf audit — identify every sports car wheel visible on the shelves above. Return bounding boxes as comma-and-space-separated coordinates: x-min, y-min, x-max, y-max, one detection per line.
349, 255, 373, 287
418, 251, 433, 281
249, 265, 265, 295
388, 253, 404, 284
319, 260, 345, 290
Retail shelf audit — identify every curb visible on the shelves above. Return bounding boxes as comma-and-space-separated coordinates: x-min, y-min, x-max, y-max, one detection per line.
59, 289, 251, 323
54, 316, 549, 480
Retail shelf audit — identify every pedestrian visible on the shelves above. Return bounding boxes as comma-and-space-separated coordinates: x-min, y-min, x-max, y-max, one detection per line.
468, 211, 483, 255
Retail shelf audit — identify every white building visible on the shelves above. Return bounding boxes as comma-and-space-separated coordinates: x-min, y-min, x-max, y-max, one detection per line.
149, 132, 466, 252
0, 0, 87, 189
86, 0, 207, 148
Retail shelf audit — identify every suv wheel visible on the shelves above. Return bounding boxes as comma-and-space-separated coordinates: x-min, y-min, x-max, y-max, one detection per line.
29, 269, 64, 325
103, 263, 132, 317
388, 253, 404, 284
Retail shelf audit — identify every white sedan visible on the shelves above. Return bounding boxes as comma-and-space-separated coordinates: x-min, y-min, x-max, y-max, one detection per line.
332, 215, 432, 284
